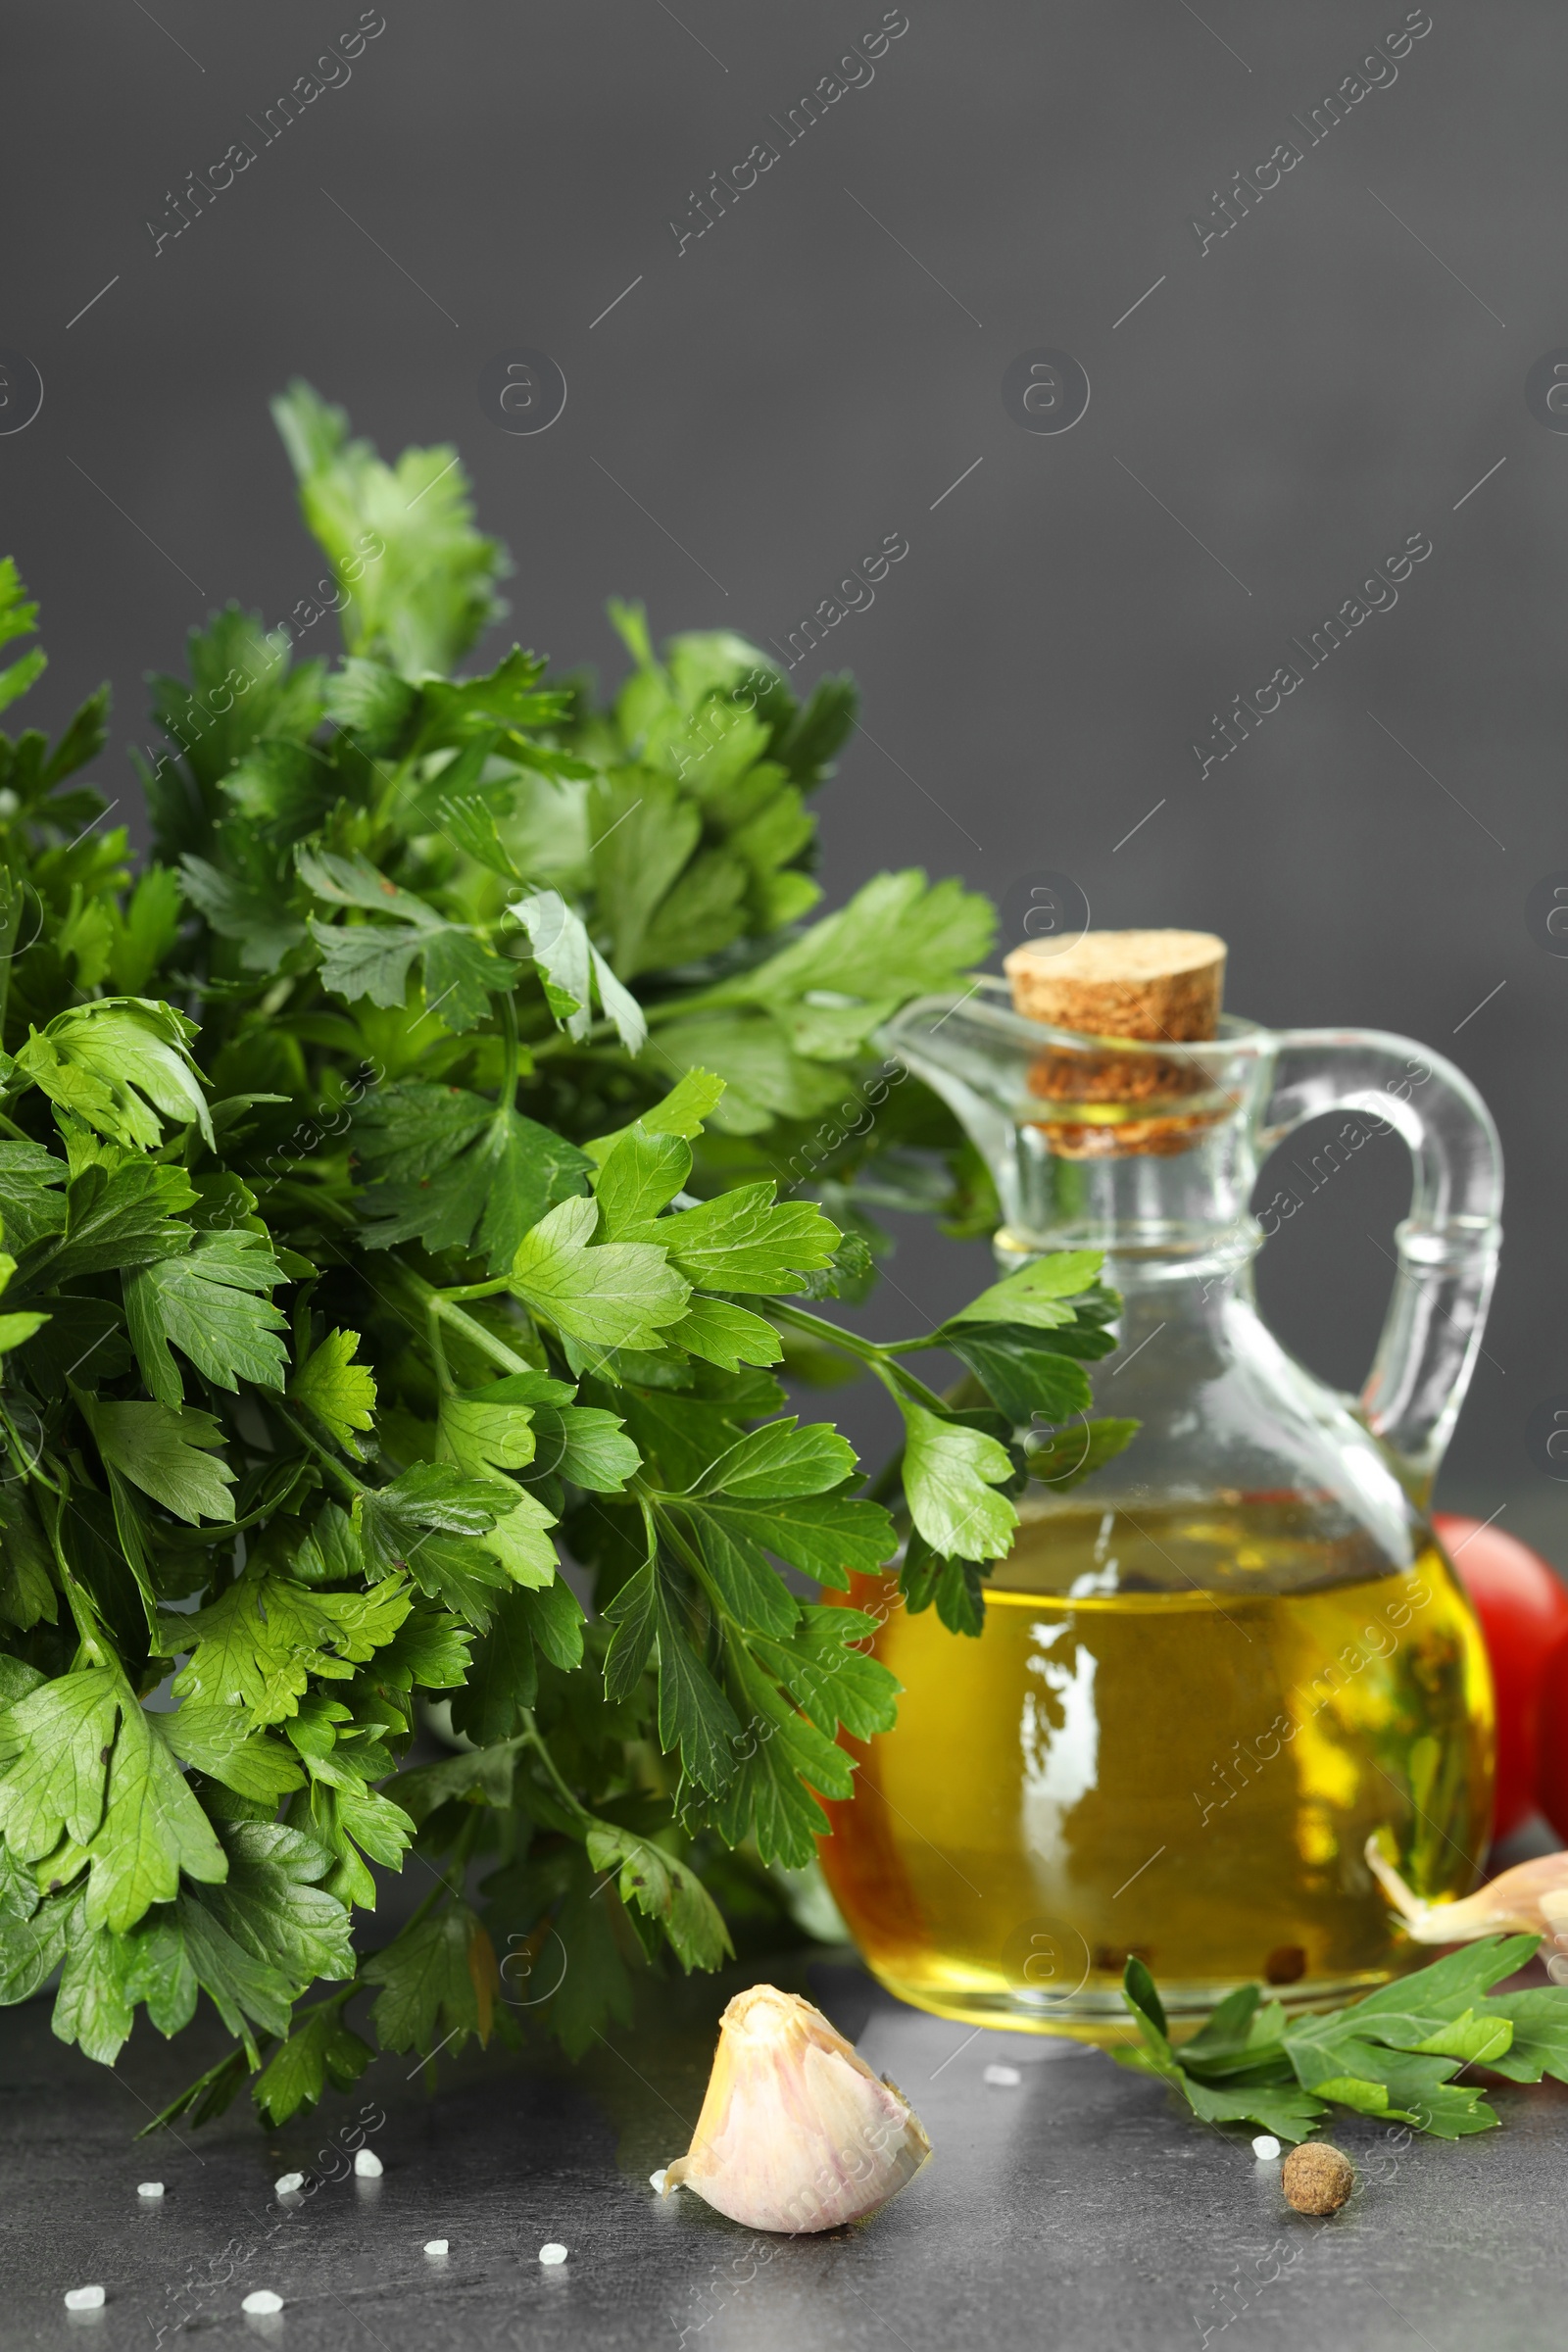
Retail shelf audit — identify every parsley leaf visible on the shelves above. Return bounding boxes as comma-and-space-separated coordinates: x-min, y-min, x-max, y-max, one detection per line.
289, 1328, 377, 1454
945, 1250, 1106, 1329
0, 420, 1152, 2118
273, 380, 506, 676
124, 1230, 289, 1404
84, 1399, 237, 1525
299, 848, 512, 1032
942, 1323, 1095, 1424
362, 1906, 499, 2055
509, 888, 647, 1054
1025, 1416, 1141, 1492
354, 1465, 523, 1626
508, 1196, 690, 1353
0, 1667, 225, 1933
583, 1818, 731, 1971
899, 1402, 1017, 1563
1118, 1938, 1568, 2142
15, 1000, 213, 1150
448, 1582, 585, 1743
42, 1154, 195, 1285
636, 1185, 839, 1295
0, 1140, 67, 1251
355, 1082, 591, 1272
252, 1996, 372, 2128
170, 1576, 413, 1725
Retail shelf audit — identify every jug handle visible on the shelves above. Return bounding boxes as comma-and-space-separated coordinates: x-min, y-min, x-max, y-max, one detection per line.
1258, 1028, 1502, 1500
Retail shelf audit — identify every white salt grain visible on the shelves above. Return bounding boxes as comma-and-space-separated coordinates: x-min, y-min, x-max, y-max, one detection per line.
983, 2064, 1023, 2087
423, 2239, 449, 2258
64, 2287, 105, 2312
354, 2148, 382, 2178
538, 2243, 568, 2266
649, 2168, 668, 2193
137, 2181, 165, 2199
241, 2290, 284, 2315
1252, 2134, 1282, 2162
273, 2172, 304, 2195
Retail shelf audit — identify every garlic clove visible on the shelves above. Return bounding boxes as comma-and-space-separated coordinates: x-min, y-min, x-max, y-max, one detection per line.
1366, 1836, 1568, 1941
662, 1984, 931, 2233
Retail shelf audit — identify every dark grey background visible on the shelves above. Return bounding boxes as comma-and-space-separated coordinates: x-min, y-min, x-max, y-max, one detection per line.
2, 0, 1563, 1536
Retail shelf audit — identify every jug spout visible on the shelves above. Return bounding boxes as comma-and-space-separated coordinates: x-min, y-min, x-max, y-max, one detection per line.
879, 985, 1024, 1223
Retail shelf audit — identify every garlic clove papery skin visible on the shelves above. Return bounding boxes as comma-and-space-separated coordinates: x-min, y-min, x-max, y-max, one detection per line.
1366, 1837, 1568, 1941
662, 1984, 931, 2233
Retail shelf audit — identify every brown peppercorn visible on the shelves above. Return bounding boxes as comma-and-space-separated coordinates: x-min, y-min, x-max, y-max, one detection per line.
1263, 1943, 1306, 1986
1282, 2142, 1355, 2216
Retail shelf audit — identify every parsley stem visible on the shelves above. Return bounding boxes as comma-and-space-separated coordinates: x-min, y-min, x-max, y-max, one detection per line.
634, 1487, 658, 1558
519, 1708, 593, 1828
390, 1261, 535, 1375
766, 1299, 879, 1365
426, 1298, 453, 1396
392, 1812, 487, 1936
36, 1485, 110, 1667
641, 986, 731, 1026
769, 1300, 949, 1413
862, 1355, 949, 1415
529, 1020, 617, 1057
425, 1290, 532, 1375
651, 1498, 733, 1628
498, 990, 521, 1112
274, 1404, 368, 1499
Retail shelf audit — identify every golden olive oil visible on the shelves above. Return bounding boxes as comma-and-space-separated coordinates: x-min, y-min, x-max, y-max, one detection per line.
819, 1499, 1494, 2037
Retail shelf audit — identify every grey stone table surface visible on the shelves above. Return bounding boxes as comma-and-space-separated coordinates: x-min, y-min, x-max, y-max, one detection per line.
5, 1948, 1565, 2352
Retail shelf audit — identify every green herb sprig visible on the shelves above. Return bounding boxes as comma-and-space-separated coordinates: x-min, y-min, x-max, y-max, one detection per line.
0, 391, 1137, 2136
1120, 1937, 1568, 2141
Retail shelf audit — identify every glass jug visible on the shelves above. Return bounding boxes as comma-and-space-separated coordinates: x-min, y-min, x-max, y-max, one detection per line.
818, 982, 1502, 2036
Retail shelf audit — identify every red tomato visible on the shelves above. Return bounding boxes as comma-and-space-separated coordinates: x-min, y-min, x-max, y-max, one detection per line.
1434, 1514, 1568, 1838
1538, 1628, 1568, 1844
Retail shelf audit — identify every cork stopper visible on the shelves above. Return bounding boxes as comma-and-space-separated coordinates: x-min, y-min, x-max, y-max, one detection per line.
1003, 930, 1226, 1041
1004, 929, 1229, 1159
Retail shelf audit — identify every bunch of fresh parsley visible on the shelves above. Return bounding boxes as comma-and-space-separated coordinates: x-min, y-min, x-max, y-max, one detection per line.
1121, 1938, 1568, 2139
0, 386, 1135, 2133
